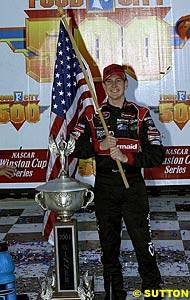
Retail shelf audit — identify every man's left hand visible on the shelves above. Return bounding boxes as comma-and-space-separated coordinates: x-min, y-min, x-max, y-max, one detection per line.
110, 147, 128, 163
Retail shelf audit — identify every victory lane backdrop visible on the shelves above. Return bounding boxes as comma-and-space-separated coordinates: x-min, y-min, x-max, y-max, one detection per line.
1, 0, 190, 187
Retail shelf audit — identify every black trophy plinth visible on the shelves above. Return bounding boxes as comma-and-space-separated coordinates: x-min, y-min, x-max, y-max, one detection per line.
53, 219, 81, 300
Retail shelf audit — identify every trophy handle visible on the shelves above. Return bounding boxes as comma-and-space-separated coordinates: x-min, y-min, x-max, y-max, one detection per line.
35, 192, 47, 211
81, 190, 94, 209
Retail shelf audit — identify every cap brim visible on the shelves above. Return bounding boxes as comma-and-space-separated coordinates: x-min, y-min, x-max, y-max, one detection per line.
104, 71, 126, 81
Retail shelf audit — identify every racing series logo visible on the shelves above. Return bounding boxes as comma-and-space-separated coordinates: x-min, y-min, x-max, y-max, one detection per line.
159, 91, 190, 130
0, 92, 49, 130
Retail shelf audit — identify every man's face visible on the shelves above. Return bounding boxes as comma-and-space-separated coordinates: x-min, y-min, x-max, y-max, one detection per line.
103, 75, 128, 101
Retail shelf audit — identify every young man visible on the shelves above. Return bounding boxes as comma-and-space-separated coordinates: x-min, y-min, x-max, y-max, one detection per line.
70, 64, 165, 300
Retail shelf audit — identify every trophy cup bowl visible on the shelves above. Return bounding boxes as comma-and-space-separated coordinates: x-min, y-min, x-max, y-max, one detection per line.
35, 174, 94, 221
35, 134, 94, 221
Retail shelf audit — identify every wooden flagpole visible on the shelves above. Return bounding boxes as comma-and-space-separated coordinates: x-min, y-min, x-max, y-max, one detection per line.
58, 9, 129, 189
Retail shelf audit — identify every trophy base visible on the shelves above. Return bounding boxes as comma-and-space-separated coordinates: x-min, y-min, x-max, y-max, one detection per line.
52, 291, 81, 299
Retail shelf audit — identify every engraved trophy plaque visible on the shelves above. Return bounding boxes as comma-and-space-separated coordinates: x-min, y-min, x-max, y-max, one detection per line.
35, 135, 94, 300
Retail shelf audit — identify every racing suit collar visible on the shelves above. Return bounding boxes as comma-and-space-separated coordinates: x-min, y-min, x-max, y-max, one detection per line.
107, 98, 128, 110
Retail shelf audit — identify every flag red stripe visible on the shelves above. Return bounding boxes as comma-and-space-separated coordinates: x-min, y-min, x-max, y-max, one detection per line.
49, 115, 64, 138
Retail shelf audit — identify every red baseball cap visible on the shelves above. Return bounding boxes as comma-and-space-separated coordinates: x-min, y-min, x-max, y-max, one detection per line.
103, 64, 127, 81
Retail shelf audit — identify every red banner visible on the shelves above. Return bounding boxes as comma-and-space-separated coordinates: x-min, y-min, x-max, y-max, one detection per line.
144, 146, 190, 180
0, 149, 48, 183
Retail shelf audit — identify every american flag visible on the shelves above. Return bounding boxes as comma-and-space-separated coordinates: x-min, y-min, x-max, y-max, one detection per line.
43, 20, 95, 243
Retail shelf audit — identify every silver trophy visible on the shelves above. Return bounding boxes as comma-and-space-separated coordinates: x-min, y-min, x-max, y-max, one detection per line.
35, 135, 94, 300
35, 134, 94, 222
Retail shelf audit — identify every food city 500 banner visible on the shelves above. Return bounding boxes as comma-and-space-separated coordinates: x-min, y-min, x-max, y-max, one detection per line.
0, 0, 190, 188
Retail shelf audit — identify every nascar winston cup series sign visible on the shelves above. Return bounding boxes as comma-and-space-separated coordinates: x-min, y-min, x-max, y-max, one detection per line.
0, 0, 190, 188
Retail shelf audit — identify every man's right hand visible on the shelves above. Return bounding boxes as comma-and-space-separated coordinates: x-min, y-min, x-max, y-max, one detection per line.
100, 135, 118, 150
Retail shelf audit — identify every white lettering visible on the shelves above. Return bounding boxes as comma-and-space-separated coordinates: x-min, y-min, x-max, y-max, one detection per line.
118, 144, 137, 150
163, 156, 184, 164
164, 166, 186, 174
31, 158, 47, 169
184, 155, 190, 164
12, 152, 35, 159
165, 148, 189, 155
14, 169, 33, 177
